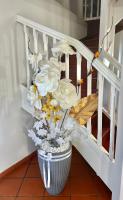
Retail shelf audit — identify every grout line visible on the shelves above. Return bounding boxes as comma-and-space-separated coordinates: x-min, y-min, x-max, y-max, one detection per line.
14, 160, 31, 199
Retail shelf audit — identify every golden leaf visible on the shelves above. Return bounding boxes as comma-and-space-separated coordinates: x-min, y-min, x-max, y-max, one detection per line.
70, 94, 98, 125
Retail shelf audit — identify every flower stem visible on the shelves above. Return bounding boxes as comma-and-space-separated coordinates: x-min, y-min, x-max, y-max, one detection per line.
60, 109, 68, 130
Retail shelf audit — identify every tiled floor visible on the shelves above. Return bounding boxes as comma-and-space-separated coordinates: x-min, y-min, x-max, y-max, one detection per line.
0, 147, 111, 200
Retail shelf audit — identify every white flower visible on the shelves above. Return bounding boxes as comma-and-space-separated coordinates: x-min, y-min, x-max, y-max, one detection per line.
34, 64, 60, 96
50, 57, 66, 71
64, 117, 76, 130
28, 85, 42, 110
52, 41, 76, 56
28, 53, 42, 72
53, 79, 79, 109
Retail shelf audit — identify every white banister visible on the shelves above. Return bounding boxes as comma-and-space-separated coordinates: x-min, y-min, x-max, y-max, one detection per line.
76, 52, 82, 98
109, 86, 116, 160
23, 25, 30, 89
65, 54, 69, 79
16, 15, 120, 92
43, 33, 48, 60
97, 73, 104, 146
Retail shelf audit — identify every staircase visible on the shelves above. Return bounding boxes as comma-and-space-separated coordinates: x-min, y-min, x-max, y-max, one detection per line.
16, 15, 121, 198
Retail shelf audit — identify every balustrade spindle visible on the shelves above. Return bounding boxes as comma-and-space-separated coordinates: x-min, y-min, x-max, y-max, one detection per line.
87, 60, 92, 133
97, 0, 100, 17
43, 33, 48, 60
33, 29, 38, 54
65, 54, 69, 79
76, 52, 82, 98
53, 38, 57, 46
84, 0, 87, 19
109, 86, 116, 160
97, 73, 104, 146
24, 25, 30, 89
90, 0, 94, 18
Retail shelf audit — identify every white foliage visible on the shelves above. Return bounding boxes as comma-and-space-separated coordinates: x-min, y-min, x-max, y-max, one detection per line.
52, 41, 76, 56
28, 130, 42, 146
37, 129, 47, 137
56, 137, 65, 145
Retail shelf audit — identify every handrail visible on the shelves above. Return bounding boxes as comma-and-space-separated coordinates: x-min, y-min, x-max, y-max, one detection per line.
100, 50, 122, 72
16, 15, 120, 91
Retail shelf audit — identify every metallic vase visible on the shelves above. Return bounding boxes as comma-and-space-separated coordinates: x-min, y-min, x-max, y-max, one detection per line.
38, 145, 72, 195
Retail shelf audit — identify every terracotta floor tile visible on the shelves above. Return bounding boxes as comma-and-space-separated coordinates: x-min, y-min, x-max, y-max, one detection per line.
94, 177, 111, 199
0, 197, 15, 200
71, 196, 98, 200
98, 197, 111, 200
15, 197, 42, 200
25, 164, 41, 178
18, 178, 44, 197
42, 197, 70, 200
71, 177, 97, 196
30, 155, 38, 164
0, 179, 22, 196
44, 181, 70, 197
70, 163, 92, 180
6, 162, 29, 178
71, 151, 83, 164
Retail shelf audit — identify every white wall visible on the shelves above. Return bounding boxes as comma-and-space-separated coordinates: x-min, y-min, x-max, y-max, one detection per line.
0, 0, 87, 173
56, 0, 83, 18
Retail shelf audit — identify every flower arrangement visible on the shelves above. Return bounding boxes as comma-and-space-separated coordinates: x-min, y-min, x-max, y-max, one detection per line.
27, 41, 98, 154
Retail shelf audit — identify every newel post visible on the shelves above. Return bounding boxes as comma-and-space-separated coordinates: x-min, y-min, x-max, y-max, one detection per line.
112, 64, 123, 200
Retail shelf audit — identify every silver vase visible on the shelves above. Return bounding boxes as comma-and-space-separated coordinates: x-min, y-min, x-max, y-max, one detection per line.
38, 145, 72, 195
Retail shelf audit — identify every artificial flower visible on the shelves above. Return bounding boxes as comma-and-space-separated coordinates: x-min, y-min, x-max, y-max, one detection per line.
53, 79, 79, 109
50, 57, 66, 71
50, 99, 58, 107
34, 64, 60, 96
52, 41, 76, 56
28, 52, 42, 72
28, 85, 42, 110
53, 115, 62, 123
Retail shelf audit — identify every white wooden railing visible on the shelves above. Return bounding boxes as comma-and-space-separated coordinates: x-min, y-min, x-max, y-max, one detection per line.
83, 0, 101, 20
16, 16, 121, 189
